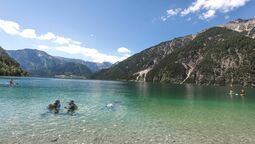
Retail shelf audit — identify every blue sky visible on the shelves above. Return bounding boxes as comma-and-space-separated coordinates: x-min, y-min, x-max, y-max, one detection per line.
0, 0, 254, 63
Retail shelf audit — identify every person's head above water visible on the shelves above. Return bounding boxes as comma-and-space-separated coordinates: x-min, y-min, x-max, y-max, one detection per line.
69, 100, 74, 104
55, 100, 60, 104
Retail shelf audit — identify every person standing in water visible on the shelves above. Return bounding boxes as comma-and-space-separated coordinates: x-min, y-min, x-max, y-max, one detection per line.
240, 89, 246, 96
229, 84, 234, 95
54, 100, 61, 114
48, 100, 61, 114
65, 100, 78, 113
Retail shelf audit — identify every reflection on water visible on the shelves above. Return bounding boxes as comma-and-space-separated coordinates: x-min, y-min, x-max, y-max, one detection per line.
0, 77, 255, 144
185, 84, 195, 100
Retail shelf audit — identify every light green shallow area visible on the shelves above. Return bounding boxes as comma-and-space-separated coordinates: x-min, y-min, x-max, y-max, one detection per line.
0, 77, 255, 144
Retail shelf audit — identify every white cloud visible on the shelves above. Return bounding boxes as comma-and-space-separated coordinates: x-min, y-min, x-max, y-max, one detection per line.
37, 45, 50, 50
163, 0, 249, 20
160, 16, 168, 22
167, 8, 182, 16
20, 29, 37, 38
199, 9, 216, 20
56, 44, 130, 63
53, 36, 71, 45
117, 47, 131, 53
0, 19, 81, 45
0, 19, 20, 35
53, 36, 81, 45
161, 8, 182, 21
181, 0, 206, 16
72, 40, 82, 45
0, 18, 130, 63
38, 32, 56, 40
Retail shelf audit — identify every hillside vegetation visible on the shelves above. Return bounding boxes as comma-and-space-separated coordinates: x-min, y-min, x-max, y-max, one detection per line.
0, 47, 27, 76
92, 19, 255, 86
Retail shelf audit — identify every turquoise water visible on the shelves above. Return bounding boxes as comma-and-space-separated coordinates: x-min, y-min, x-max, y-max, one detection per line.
0, 77, 255, 144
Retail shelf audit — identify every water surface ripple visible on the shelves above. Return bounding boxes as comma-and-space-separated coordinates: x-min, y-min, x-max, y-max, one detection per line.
0, 77, 255, 144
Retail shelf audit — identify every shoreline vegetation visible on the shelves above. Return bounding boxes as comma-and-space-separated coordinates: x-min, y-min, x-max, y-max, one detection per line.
0, 76, 254, 88
0, 47, 28, 76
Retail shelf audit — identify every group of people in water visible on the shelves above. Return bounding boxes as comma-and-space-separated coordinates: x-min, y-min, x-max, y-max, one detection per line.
48, 100, 78, 114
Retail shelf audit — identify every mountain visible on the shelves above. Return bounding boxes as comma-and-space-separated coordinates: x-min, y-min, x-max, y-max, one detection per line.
147, 27, 255, 86
93, 18, 255, 86
7, 49, 93, 78
0, 46, 27, 76
92, 35, 194, 80
220, 18, 255, 38
55, 56, 112, 73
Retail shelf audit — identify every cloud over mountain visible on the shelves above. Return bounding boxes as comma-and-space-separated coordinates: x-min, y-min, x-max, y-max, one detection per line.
0, 19, 131, 63
162, 0, 250, 21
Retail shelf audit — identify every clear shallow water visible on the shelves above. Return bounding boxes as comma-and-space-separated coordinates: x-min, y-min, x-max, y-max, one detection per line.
0, 77, 255, 144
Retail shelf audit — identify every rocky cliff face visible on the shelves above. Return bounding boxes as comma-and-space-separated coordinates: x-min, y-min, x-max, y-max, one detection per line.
93, 19, 255, 86
92, 35, 193, 81
220, 18, 255, 38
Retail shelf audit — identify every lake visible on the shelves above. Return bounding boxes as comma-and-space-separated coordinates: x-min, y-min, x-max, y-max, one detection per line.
0, 77, 255, 144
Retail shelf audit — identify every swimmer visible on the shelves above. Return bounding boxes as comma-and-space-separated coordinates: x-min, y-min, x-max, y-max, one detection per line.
240, 89, 246, 96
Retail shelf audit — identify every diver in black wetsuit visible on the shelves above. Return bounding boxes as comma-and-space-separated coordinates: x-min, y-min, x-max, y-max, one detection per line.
48, 100, 61, 114
65, 100, 78, 113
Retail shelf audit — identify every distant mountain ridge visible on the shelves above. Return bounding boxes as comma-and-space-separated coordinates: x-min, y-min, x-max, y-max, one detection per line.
93, 18, 255, 86
0, 47, 27, 76
7, 49, 112, 78
55, 56, 112, 73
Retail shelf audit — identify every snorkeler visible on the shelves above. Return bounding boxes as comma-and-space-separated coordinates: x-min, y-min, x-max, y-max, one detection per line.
48, 100, 61, 114
65, 100, 78, 113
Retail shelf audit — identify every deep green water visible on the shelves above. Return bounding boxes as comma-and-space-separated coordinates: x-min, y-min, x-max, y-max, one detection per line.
0, 77, 255, 144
